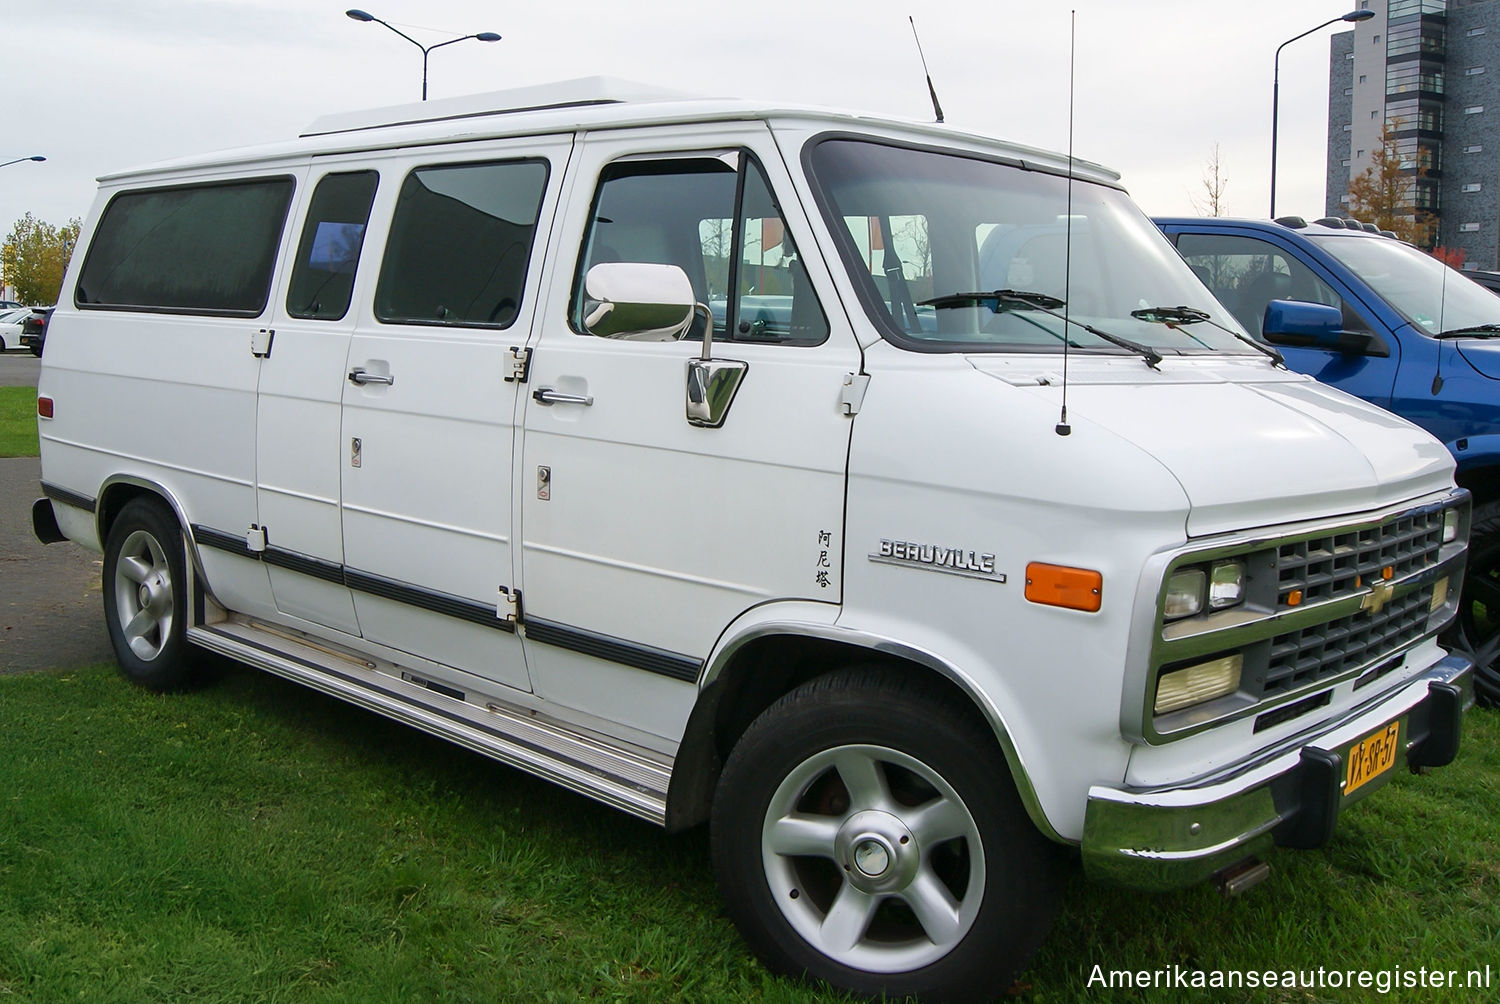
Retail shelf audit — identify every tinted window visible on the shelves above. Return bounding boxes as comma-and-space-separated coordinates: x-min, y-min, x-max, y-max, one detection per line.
286, 171, 378, 320
375, 160, 547, 328
77, 178, 295, 315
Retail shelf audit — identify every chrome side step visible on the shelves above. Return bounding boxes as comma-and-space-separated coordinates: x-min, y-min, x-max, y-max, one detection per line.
187, 619, 671, 824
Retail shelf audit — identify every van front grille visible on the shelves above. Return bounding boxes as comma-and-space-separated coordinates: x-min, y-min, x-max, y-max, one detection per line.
1275, 509, 1444, 608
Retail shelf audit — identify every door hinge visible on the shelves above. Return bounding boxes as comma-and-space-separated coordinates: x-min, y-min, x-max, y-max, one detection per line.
251, 328, 275, 359
839, 372, 871, 416
499, 586, 523, 626
505, 346, 532, 384
246, 524, 268, 553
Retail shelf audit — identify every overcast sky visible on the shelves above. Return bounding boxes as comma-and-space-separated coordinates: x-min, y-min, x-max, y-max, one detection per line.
4, 0, 1360, 233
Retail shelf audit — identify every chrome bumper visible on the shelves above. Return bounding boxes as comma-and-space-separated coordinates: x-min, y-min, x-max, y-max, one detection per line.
1081, 654, 1473, 891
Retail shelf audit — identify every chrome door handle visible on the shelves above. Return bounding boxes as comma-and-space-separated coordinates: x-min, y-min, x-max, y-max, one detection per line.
348, 367, 394, 386
532, 387, 593, 406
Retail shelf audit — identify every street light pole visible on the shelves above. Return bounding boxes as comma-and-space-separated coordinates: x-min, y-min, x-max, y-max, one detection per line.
345, 9, 500, 101
0, 156, 46, 169
1271, 9, 1375, 219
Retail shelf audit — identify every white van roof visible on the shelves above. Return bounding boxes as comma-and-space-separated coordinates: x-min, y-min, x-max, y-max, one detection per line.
97, 76, 1121, 187
300, 76, 694, 137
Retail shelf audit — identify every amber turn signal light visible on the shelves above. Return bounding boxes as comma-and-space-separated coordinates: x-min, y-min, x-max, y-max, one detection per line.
1025, 562, 1102, 612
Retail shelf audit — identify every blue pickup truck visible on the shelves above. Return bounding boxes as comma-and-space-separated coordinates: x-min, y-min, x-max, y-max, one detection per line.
1156, 216, 1500, 704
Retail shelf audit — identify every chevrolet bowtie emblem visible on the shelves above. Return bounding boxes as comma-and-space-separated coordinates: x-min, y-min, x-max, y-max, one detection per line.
1361, 580, 1396, 615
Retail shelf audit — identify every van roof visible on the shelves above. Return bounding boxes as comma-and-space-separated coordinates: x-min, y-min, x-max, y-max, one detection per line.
97, 76, 1121, 187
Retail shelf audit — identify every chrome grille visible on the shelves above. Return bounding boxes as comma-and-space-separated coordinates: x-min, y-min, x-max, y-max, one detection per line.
1262, 586, 1432, 698
1275, 508, 1444, 607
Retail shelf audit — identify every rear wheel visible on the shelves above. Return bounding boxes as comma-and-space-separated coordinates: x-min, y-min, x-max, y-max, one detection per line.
102, 497, 194, 691
711, 669, 1060, 1002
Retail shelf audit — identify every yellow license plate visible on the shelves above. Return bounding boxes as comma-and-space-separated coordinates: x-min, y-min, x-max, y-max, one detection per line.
1344, 720, 1402, 796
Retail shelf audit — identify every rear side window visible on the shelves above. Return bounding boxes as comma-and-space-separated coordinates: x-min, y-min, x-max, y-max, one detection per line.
375, 159, 548, 329
76, 177, 295, 315
286, 171, 379, 320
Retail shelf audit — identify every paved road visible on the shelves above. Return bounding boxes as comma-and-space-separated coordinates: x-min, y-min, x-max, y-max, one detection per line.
0, 351, 116, 674
0, 352, 41, 387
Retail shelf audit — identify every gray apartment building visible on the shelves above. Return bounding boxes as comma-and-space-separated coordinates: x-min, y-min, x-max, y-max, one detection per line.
1325, 0, 1499, 269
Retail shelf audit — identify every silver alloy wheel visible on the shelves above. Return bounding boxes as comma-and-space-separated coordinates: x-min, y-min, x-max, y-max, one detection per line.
112, 529, 174, 662
760, 743, 986, 973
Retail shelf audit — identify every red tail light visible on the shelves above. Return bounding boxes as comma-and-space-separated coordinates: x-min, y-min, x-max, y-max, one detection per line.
37, 396, 54, 419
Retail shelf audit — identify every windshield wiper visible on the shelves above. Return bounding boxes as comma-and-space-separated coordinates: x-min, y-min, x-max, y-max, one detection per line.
920, 289, 1066, 311
1130, 305, 1210, 324
922, 290, 1162, 368
1435, 324, 1500, 339
1132, 304, 1286, 367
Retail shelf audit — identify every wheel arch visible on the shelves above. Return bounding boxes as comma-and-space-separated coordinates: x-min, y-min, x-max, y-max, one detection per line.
1455, 461, 1500, 510
665, 620, 1061, 842
96, 475, 204, 578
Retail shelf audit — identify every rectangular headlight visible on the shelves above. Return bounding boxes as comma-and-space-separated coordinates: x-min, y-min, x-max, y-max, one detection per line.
1208, 560, 1245, 610
1155, 654, 1243, 714
1443, 509, 1459, 544
1164, 568, 1205, 620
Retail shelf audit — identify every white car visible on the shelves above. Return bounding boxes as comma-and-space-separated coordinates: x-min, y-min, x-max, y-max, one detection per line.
0, 305, 35, 351
30, 77, 1475, 1001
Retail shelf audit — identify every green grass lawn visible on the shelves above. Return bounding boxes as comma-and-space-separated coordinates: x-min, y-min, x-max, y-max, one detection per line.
1, 662, 1496, 1003
0, 385, 39, 458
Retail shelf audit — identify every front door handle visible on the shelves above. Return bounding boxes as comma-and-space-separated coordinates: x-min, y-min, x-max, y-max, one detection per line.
532, 387, 593, 406
348, 367, 394, 386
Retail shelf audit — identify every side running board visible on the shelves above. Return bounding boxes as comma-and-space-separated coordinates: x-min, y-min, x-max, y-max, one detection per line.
187, 619, 672, 824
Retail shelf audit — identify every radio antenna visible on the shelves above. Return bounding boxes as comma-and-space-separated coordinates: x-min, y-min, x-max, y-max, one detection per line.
908, 16, 945, 123
1056, 10, 1076, 437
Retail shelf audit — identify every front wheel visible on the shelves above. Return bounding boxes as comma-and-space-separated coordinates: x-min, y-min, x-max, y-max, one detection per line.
1455, 500, 1500, 706
102, 497, 194, 691
711, 669, 1061, 1002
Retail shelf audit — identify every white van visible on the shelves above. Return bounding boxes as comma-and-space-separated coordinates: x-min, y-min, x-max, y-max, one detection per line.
32, 78, 1473, 1000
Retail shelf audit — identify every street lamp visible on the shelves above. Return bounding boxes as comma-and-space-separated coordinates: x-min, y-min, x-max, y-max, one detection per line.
345, 9, 500, 101
1271, 9, 1375, 218
0, 156, 46, 169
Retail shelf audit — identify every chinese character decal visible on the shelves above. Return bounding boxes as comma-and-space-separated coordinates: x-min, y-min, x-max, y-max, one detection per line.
815, 530, 836, 589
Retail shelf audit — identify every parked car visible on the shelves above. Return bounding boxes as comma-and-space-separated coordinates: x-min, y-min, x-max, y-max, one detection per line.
20, 306, 51, 356
1156, 216, 1500, 704
30, 81, 1473, 1002
0, 305, 33, 351
1468, 270, 1500, 296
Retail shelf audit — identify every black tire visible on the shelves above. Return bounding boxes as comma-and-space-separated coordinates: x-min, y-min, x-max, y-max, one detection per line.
29, 345, 41, 357
1453, 500, 1500, 707
711, 668, 1061, 1003
102, 497, 194, 692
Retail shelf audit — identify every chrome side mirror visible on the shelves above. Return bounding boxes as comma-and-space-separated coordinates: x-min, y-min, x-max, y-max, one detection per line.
686, 356, 748, 428
581, 262, 695, 340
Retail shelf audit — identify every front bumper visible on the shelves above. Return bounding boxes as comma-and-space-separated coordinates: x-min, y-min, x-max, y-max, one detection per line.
1081, 654, 1472, 891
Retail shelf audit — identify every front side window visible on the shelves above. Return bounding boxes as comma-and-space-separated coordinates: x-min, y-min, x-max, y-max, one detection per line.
572, 152, 827, 345
1174, 233, 1363, 338
805, 137, 1249, 355
286, 171, 378, 320
77, 177, 295, 315
375, 159, 547, 328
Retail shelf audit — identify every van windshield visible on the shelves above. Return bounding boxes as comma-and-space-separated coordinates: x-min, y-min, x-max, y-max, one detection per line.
804, 137, 1251, 354
1307, 233, 1500, 336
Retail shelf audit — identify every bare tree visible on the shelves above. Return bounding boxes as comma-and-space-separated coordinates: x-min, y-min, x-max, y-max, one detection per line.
1190, 143, 1230, 217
